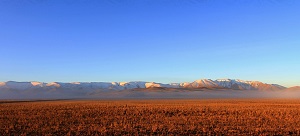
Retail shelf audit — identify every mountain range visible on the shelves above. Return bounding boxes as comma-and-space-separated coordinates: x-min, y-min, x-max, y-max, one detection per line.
0, 79, 293, 92
1, 79, 299, 99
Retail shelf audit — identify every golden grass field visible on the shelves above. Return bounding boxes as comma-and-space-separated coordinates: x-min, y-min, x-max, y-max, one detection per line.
1, 99, 300, 135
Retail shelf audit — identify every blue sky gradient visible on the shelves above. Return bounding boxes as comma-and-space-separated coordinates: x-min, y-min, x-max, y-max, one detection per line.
1, 0, 300, 87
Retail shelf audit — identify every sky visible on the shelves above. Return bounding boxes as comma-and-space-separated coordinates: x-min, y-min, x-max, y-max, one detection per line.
0, 0, 300, 87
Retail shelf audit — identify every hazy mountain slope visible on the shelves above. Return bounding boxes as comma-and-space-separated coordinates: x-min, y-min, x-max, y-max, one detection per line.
285, 86, 300, 91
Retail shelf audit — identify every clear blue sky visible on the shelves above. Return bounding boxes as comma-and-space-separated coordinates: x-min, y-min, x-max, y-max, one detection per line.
0, 0, 299, 87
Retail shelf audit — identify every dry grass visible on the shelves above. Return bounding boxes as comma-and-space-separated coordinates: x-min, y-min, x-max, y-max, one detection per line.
1, 99, 300, 135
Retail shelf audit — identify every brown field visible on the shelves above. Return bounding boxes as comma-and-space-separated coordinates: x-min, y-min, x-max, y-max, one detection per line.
1, 99, 300, 135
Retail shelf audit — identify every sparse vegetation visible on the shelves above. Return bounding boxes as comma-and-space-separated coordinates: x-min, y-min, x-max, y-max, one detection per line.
1, 99, 300, 135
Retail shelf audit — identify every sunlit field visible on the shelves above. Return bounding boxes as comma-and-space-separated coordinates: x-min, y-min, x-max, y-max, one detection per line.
1, 99, 300, 135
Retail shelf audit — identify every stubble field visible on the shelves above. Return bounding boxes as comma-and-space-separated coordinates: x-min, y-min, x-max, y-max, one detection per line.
1, 99, 300, 135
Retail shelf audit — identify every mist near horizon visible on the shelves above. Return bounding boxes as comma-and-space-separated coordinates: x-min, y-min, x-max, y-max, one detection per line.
1, 88, 300, 100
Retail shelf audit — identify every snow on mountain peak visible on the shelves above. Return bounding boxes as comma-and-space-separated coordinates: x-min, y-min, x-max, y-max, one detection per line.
119, 82, 128, 86
216, 79, 232, 82
145, 82, 161, 88
31, 81, 44, 86
46, 82, 61, 88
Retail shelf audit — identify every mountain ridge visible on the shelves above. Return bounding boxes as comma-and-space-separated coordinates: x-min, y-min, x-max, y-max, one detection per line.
0, 79, 291, 91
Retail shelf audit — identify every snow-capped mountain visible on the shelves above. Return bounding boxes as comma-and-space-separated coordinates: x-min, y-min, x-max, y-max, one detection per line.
0, 79, 287, 92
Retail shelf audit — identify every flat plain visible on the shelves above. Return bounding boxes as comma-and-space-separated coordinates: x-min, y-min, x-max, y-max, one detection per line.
1, 99, 300, 135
